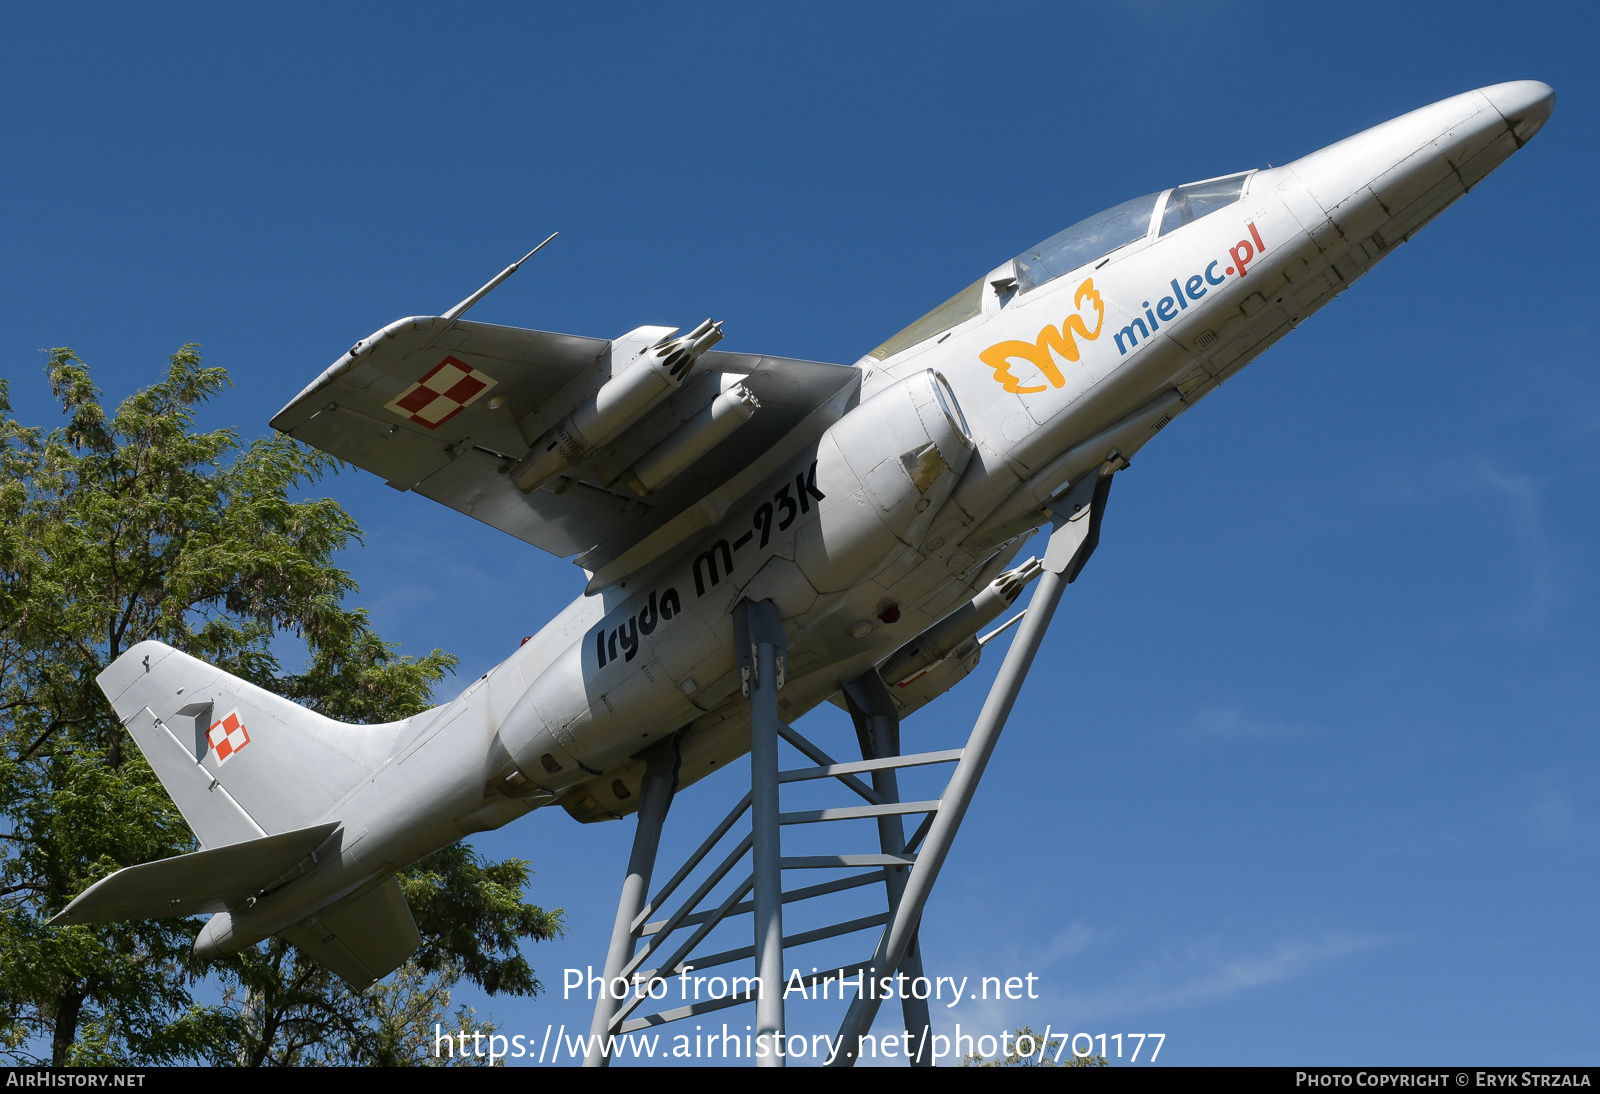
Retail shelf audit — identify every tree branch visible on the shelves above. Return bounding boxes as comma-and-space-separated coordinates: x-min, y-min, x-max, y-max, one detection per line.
18, 714, 89, 761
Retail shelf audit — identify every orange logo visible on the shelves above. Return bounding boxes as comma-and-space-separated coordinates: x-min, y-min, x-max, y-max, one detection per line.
979, 278, 1104, 394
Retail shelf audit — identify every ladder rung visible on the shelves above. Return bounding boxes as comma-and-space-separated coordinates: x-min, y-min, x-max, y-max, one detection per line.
904, 810, 936, 855
614, 876, 754, 1028
640, 912, 890, 978
781, 853, 915, 868
617, 962, 871, 1034
639, 869, 885, 937
780, 799, 940, 825
618, 992, 752, 1034
635, 792, 751, 931
779, 748, 965, 782
776, 723, 882, 805
620, 834, 751, 981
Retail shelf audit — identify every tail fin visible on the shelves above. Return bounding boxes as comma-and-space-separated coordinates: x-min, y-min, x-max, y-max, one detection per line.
99, 640, 408, 846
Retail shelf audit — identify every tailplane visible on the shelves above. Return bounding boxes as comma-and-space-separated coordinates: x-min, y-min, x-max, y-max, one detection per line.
49, 821, 423, 988
48, 822, 339, 925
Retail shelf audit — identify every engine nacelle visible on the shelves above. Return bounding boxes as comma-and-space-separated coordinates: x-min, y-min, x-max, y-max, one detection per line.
795, 369, 974, 593
496, 369, 978, 792
497, 622, 707, 794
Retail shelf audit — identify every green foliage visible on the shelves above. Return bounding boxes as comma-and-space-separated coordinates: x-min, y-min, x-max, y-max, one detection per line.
216, 939, 502, 1066
960, 1025, 1110, 1067
0, 349, 563, 1065
402, 843, 564, 997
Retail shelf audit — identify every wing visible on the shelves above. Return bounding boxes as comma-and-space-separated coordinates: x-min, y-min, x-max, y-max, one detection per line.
270, 314, 859, 586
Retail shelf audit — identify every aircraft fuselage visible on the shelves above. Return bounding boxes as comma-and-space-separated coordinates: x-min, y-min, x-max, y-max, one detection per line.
193, 81, 1554, 958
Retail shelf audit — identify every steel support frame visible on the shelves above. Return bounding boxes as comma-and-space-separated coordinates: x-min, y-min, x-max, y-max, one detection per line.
827, 484, 1105, 1065
585, 735, 682, 1066
583, 466, 1110, 1067
840, 670, 934, 1066
738, 598, 790, 1065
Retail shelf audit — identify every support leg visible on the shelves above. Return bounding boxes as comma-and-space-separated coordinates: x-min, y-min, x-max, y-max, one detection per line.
841, 670, 934, 1066
739, 599, 788, 1067
829, 500, 1100, 1065
585, 736, 681, 1067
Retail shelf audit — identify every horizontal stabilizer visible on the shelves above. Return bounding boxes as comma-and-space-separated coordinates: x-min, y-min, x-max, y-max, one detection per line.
279, 876, 422, 990
49, 822, 340, 926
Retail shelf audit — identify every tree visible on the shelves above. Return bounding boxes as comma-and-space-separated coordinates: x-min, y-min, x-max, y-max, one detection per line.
960, 1025, 1110, 1067
0, 348, 562, 1065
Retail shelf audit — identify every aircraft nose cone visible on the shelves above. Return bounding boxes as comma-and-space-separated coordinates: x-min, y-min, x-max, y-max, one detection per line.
1279, 82, 1555, 246
1480, 80, 1556, 142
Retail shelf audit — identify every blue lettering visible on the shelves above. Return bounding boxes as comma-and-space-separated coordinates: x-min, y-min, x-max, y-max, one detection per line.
1108, 259, 1238, 365
1115, 318, 1149, 355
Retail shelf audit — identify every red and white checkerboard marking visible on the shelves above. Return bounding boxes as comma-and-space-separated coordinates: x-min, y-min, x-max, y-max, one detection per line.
384, 356, 498, 430
207, 709, 251, 765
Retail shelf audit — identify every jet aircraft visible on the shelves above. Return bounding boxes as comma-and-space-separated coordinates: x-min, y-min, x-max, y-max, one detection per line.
54, 82, 1556, 991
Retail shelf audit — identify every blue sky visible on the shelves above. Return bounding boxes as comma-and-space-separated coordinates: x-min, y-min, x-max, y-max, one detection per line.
4, 1, 1596, 1067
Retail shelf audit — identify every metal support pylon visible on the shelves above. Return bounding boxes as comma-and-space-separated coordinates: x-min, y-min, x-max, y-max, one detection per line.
827, 475, 1110, 1064
583, 465, 1114, 1067
586, 736, 681, 1066
737, 599, 789, 1065
839, 670, 933, 1066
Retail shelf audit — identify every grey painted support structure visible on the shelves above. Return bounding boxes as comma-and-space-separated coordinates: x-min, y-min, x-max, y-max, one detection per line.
841, 670, 934, 1067
582, 467, 1111, 1066
585, 736, 682, 1067
828, 472, 1111, 1065
736, 599, 789, 1067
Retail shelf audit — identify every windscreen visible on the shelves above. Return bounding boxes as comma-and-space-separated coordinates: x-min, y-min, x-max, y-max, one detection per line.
1014, 192, 1161, 294
868, 279, 984, 361
1159, 173, 1250, 236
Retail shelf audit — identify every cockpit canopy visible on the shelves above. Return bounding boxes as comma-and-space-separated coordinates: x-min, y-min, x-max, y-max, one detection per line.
1014, 171, 1253, 294
1014, 191, 1162, 294
868, 171, 1253, 361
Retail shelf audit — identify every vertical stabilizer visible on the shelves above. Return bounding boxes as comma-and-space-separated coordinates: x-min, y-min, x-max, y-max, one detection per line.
98, 640, 423, 845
